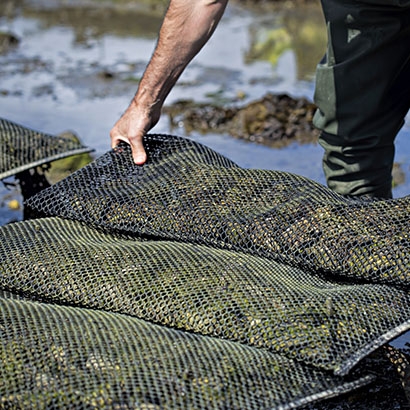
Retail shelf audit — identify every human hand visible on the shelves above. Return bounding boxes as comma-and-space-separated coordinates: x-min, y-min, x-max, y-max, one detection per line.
110, 100, 160, 165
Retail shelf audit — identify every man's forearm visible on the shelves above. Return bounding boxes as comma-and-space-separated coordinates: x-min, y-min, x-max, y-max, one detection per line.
135, 0, 228, 107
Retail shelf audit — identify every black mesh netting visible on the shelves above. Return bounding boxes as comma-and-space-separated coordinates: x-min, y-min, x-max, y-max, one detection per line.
0, 117, 93, 179
0, 132, 409, 408
0, 218, 386, 409
0, 218, 404, 409
26, 134, 410, 290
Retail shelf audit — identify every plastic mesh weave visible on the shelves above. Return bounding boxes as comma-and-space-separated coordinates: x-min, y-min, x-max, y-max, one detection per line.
1, 133, 409, 408
0, 218, 381, 410
1, 215, 410, 377
0, 117, 93, 179
26, 135, 410, 289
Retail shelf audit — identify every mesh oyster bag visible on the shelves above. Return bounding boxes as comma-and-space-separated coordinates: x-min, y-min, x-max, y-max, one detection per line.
0, 219, 386, 410
2, 216, 410, 378
0, 117, 93, 179
26, 134, 410, 289
1, 133, 409, 408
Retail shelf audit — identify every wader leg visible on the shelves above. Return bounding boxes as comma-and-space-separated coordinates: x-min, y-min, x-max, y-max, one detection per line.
313, 0, 410, 198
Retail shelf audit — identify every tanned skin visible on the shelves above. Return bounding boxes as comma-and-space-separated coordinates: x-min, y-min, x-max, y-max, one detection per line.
110, 0, 229, 164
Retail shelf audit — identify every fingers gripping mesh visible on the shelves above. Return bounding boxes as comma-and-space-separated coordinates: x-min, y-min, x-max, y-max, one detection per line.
0, 117, 93, 179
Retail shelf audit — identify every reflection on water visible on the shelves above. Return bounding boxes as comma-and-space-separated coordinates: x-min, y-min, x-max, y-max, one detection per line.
0, 0, 326, 135
246, 4, 327, 81
21, 2, 165, 43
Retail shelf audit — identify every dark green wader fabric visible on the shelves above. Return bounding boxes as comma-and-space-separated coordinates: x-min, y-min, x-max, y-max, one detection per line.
313, 0, 410, 198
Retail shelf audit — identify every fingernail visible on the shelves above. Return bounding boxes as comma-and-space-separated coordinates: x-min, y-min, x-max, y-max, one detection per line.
135, 155, 146, 164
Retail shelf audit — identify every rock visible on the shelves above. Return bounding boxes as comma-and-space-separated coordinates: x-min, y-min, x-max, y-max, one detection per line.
165, 93, 319, 148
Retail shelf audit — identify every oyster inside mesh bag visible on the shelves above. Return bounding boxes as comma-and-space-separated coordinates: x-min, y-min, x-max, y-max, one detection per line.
20, 135, 410, 379
0, 117, 93, 179
1, 216, 410, 377
0, 286, 383, 410
25, 134, 410, 289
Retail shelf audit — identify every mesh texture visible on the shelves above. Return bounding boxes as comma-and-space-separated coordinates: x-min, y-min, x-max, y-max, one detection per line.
0, 217, 388, 409
26, 135, 410, 290
1, 217, 409, 376
0, 133, 409, 408
0, 117, 93, 179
